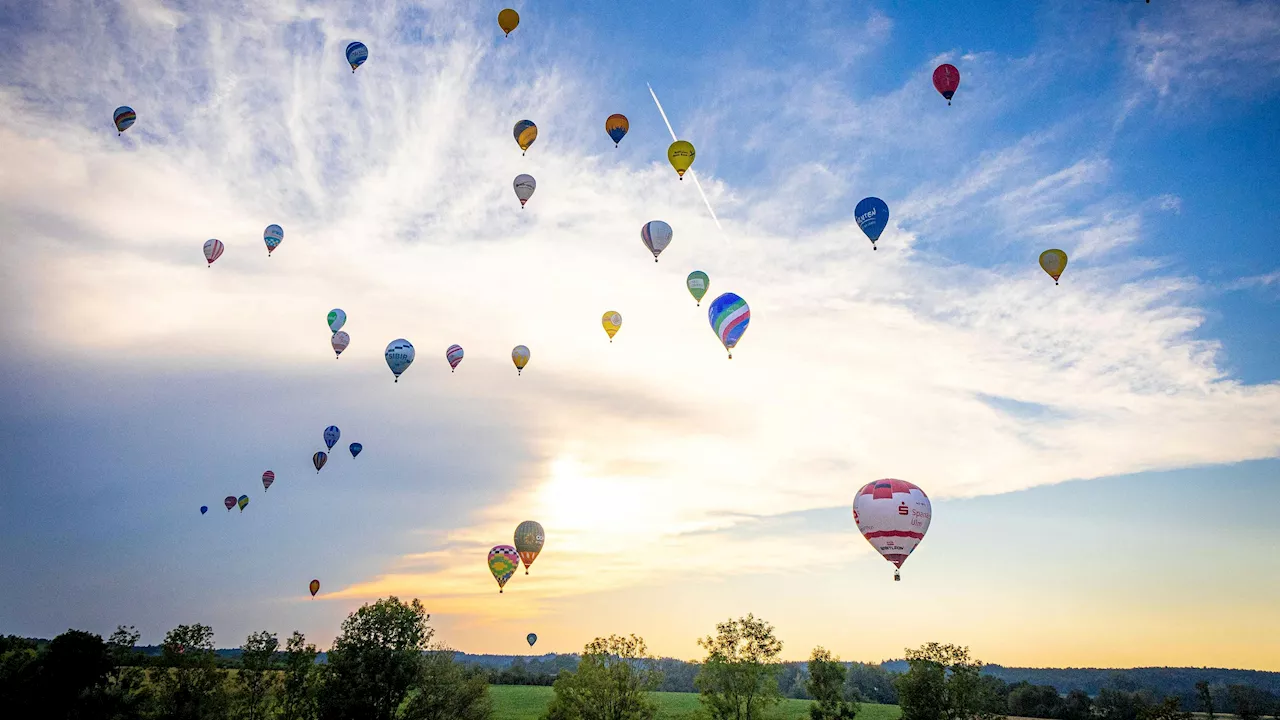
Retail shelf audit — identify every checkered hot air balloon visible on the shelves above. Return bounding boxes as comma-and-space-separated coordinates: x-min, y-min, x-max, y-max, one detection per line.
488, 545, 520, 593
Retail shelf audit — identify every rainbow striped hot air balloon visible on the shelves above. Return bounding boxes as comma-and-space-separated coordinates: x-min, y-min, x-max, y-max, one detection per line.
113, 106, 136, 135
708, 293, 750, 359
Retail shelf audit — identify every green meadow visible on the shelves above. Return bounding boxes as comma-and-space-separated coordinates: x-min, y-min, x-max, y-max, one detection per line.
488, 684, 904, 720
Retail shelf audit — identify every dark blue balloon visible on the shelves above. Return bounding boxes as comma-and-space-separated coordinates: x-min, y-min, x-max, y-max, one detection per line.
854, 197, 890, 246
349, 442, 363, 458
324, 425, 341, 450
200, 506, 208, 515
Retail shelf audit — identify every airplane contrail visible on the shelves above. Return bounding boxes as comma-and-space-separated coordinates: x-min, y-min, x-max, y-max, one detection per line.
647, 83, 723, 232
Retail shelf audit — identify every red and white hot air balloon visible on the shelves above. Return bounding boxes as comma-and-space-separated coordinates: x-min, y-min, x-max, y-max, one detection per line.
852, 478, 932, 581
262, 470, 275, 491
203, 238, 225, 266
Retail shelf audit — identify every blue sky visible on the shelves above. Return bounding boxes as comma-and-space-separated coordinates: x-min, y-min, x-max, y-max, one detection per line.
0, 0, 1278, 669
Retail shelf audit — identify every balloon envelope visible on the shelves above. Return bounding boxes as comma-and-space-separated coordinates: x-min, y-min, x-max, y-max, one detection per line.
1039, 249, 1068, 283
686, 271, 709, 305
512, 345, 530, 374
349, 442, 363, 458
313, 451, 328, 473
237, 495, 249, 512
446, 344, 464, 371
668, 140, 696, 178
224, 496, 236, 511
605, 114, 629, 146
328, 309, 347, 334
527, 633, 537, 647
514, 520, 545, 573
113, 106, 136, 133
346, 41, 368, 71
601, 311, 622, 341
262, 470, 275, 491
513, 174, 536, 207
385, 339, 415, 381
933, 64, 960, 103
203, 239, 224, 265
854, 197, 889, 248
513, 120, 538, 153
488, 545, 520, 592
263, 224, 284, 255
641, 221, 672, 261
332, 331, 350, 358
498, 8, 519, 35
708, 293, 750, 358
852, 479, 932, 580
200, 505, 208, 515
310, 579, 320, 597
324, 425, 341, 451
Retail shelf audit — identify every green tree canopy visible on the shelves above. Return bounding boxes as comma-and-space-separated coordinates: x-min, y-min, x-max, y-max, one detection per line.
695, 614, 784, 720
894, 643, 1004, 720
544, 634, 661, 720
807, 647, 859, 720
319, 597, 435, 720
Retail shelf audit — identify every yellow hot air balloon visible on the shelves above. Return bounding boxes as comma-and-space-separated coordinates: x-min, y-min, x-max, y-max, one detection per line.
668, 140, 695, 180
513, 119, 538, 155
512, 345, 530, 375
498, 9, 519, 36
1039, 249, 1068, 285
601, 311, 622, 342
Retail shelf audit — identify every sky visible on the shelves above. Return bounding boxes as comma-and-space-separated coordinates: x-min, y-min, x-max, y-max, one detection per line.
1, 0, 1279, 671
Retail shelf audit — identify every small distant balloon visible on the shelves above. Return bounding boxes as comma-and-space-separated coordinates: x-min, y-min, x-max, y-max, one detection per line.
667, 140, 696, 179
498, 8, 520, 36
601, 311, 622, 342
488, 545, 520, 593
224, 496, 236, 511
446, 344, 464, 372
513, 120, 537, 155
313, 451, 328, 473
332, 331, 350, 359
605, 114, 629, 147
310, 579, 320, 597
527, 633, 537, 647
641, 220, 672, 262
113, 106, 136, 135
512, 345, 530, 375
262, 470, 275, 492
686, 271, 709, 306
933, 64, 961, 105
323, 426, 340, 451
514, 520, 545, 574
385, 339, 415, 382
263, 224, 284, 256
1039, 249, 1068, 285
346, 41, 368, 72
513, 174, 536, 207
708, 292, 750, 359
200, 505, 208, 515
349, 442, 362, 458
237, 494, 249, 512
328, 309, 346, 335
854, 197, 889, 250
203, 239, 224, 267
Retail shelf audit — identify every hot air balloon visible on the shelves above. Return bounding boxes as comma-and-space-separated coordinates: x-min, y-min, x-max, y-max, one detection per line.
113, 106, 136, 135
324, 426, 341, 451
200, 505, 208, 515
203, 239, 224, 267
687, 271, 709, 306
512, 345, 530, 375
263, 224, 284, 256
605, 114, 629, 147
310, 579, 320, 597
514, 520, 545, 574
933, 64, 960, 105
601, 311, 622, 342
1039, 249, 1068, 285
498, 8, 519, 36
328, 309, 346, 335
488, 545, 520, 592
349, 442, 362, 458
641, 220, 672, 262
513, 174, 536, 208
262, 470, 275, 492
386, 339, 415, 382
854, 197, 889, 250
708, 292, 750, 359
513, 120, 537, 155
668, 140, 695, 179
224, 496, 236, 511
446, 344, 464, 372
527, 633, 537, 647
852, 478, 932, 581
346, 41, 368, 72
332, 331, 350, 359
237, 495, 249, 512
313, 451, 327, 473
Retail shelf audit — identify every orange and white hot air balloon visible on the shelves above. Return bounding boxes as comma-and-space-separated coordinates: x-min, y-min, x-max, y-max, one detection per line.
852, 479, 931, 581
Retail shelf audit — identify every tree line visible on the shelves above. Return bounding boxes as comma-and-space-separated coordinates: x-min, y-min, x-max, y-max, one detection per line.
3, 599, 1278, 720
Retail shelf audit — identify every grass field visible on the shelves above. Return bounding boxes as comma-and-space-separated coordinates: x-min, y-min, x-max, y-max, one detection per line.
489, 684, 904, 720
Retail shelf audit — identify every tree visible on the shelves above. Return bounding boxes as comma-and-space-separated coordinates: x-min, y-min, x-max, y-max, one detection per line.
695, 614, 784, 720
319, 597, 434, 720
150, 623, 229, 720
807, 647, 858, 720
1059, 689, 1093, 720
1007, 683, 1062, 719
400, 648, 492, 720
1139, 697, 1192, 720
844, 662, 897, 705
1195, 681, 1214, 720
0, 635, 41, 717
104, 625, 151, 719
1096, 689, 1152, 720
41, 629, 115, 718
543, 634, 661, 720
894, 643, 1004, 720
235, 630, 280, 720
1227, 684, 1266, 720
280, 631, 319, 720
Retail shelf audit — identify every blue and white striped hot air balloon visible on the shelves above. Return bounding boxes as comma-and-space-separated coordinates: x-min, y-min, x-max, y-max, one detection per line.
708, 293, 750, 359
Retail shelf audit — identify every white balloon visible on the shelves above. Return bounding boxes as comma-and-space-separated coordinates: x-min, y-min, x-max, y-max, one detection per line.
385, 339, 415, 382
513, 174, 536, 207
641, 221, 672, 261
852, 479, 932, 581
331, 331, 350, 358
